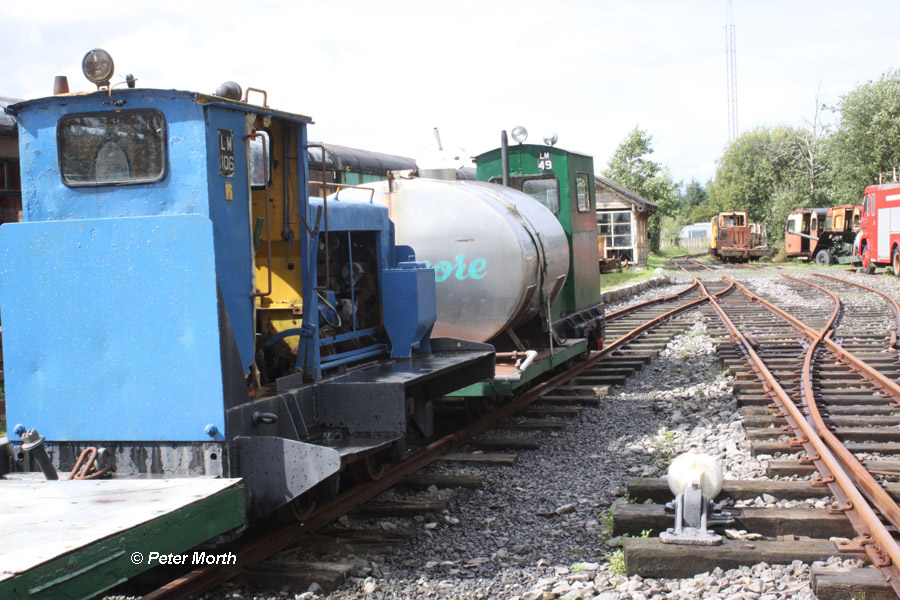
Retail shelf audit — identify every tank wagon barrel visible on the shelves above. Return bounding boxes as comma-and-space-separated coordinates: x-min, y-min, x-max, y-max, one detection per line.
338, 127, 606, 400
359, 177, 570, 343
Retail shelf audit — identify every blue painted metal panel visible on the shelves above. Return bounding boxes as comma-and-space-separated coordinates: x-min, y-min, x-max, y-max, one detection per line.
13, 90, 210, 222
313, 197, 392, 233
203, 106, 255, 373
0, 215, 225, 442
382, 263, 436, 357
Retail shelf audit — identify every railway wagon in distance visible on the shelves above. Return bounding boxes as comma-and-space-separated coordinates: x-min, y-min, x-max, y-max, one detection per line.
785, 204, 861, 266
709, 210, 769, 262
857, 179, 900, 275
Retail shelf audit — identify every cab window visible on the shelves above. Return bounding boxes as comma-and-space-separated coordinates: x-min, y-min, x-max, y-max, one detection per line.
518, 176, 560, 214
575, 172, 591, 213
58, 110, 166, 186
249, 131, 272, 187
489, 175, 560, 214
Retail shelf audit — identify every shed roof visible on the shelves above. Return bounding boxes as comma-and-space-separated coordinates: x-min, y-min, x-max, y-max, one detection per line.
0, 96, 21, 136
594, 175, 658, 214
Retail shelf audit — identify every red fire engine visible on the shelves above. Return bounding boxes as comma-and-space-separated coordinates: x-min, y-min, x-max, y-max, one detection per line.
856, 179, 900, 274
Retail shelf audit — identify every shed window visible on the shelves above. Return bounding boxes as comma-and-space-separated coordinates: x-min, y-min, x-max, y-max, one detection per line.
58, 110, 166, 186
0, 158, 20, 193
575, 172, 590, 213
597, 210, 633, 249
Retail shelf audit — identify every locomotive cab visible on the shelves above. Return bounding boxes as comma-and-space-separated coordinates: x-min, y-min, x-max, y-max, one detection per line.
475, 139, 605, 347
1, 69, 493, 517
709, 210, 769, 262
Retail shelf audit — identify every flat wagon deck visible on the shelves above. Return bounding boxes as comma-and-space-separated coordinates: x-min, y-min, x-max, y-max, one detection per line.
0, 476, 244, 600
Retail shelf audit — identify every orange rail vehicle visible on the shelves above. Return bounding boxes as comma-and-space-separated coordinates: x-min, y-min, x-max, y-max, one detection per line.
709, 211, 769, 262
785, 204, 861, 266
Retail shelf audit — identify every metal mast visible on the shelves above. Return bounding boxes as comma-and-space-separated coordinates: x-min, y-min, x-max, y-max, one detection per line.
725, 0, 738, 141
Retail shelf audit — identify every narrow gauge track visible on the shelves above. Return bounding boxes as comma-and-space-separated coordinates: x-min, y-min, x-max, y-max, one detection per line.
141, 282, 719, 599
621, 258, 900, 598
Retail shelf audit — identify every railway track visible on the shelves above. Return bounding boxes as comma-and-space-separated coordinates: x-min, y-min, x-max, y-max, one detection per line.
134, 279, 712, 599
619, 258, 900, 598
120, 260, 900, 599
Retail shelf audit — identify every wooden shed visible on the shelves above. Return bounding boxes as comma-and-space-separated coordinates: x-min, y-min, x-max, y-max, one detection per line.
0, 97, 20, 225
594, 175, 657, 265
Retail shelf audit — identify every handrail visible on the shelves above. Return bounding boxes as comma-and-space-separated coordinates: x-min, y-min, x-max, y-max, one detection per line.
250, 133, 273, 298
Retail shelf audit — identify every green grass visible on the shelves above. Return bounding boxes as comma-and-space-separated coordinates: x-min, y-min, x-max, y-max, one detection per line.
608, 548, 626, 577
600, 248, 690, 289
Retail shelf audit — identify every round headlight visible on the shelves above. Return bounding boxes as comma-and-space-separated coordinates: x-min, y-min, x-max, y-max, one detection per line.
215, 81, 243, 101
82, 49, 115, 87
511, 125, 528, 144
543, 132, 558, 146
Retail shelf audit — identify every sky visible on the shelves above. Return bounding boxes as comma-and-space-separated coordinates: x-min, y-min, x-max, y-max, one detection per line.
3, 0, 900, 185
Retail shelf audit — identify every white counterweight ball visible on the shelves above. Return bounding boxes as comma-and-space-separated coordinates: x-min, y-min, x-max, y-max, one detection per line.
666, 451, 724, 499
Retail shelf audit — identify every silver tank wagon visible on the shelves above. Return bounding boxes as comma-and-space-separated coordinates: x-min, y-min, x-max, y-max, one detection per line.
344, 178, 569, 342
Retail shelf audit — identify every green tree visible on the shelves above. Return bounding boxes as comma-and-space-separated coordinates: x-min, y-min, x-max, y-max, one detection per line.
602, 126, 677, 252
680, 179, 709, 209
675, 179, 717, 226
827, 69, 900, 202
707, 125, 816, 244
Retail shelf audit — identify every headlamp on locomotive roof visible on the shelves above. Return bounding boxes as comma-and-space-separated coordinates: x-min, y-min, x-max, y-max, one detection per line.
511, 126, 528, 144
82, 48, 114, 88
215, 81, 243, 101
543, 132, 558, 147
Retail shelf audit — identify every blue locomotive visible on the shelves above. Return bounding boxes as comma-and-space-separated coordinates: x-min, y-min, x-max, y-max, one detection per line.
0, 50, 493, 517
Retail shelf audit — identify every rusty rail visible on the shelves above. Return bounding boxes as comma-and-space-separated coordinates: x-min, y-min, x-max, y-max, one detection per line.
680, 258, 900, 591
693, 275, 900, 592
605, 280, 700, 321
811, 272, 900, 347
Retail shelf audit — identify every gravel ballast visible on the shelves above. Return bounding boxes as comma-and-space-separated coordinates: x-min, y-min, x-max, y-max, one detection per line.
218, 311, 864, 600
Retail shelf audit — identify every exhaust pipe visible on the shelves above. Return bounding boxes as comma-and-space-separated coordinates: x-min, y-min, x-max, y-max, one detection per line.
500, 130, 510, 188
